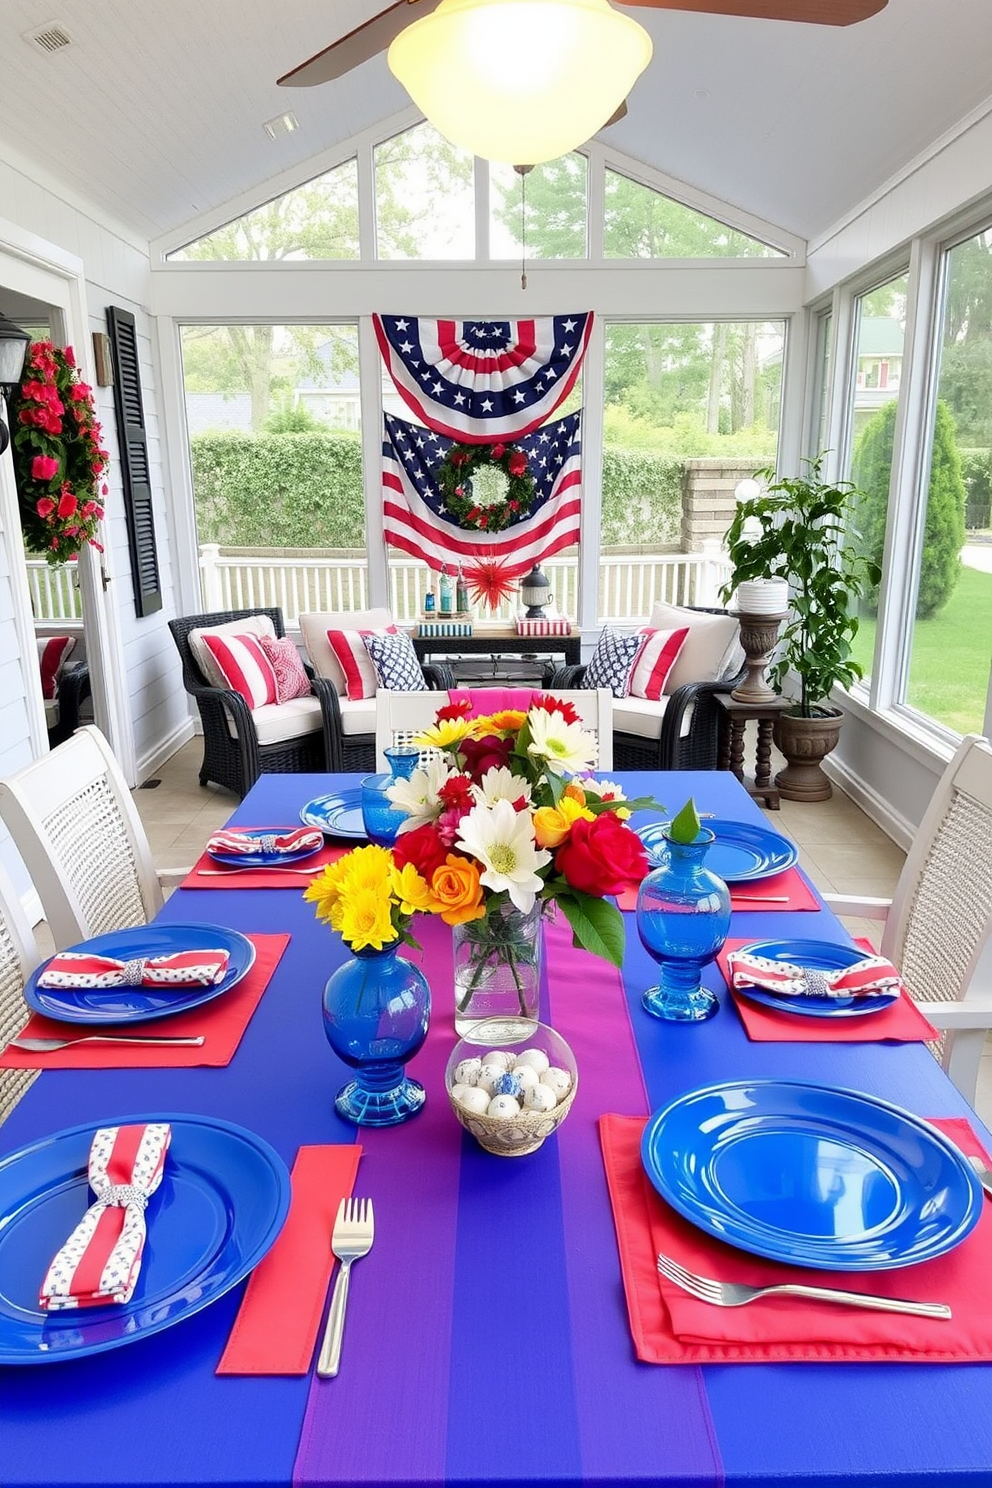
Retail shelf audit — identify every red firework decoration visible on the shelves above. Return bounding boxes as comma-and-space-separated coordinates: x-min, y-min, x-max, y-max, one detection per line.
464, 555, 519, 610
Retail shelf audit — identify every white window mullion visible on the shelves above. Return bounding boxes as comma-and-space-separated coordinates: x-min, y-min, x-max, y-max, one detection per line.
358, 316, 388, 608
577, 315, 605, 641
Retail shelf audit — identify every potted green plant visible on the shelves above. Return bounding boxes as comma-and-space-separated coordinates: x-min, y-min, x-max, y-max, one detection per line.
721, 455, 880, 801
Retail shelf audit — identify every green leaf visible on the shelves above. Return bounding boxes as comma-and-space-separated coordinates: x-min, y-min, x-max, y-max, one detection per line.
668, 796, 701, 844
555, 890, 626, 967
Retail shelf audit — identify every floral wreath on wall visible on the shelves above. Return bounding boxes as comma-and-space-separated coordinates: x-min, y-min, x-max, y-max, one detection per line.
11, 341, 108, 567
436, 440, 535, 532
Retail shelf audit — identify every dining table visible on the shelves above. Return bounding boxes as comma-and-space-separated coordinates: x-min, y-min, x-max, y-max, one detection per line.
1, 768, 992, 1488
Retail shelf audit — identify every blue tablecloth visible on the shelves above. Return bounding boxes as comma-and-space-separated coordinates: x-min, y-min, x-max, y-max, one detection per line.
1, 770, 990, 1487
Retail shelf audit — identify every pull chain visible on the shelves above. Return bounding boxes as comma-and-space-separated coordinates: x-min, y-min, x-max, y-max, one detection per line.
514, 163, 533, 290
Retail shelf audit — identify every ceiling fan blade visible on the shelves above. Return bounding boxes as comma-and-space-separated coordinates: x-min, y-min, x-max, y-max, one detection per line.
278, 0, 436, 87
602, 99, 629, 128
616, 0, 887, 23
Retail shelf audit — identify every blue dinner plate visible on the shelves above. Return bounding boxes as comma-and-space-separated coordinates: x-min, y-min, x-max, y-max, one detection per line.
24, 923, 256, 1025
0, 1113, 290, 1365
732, 939, 901, 1019
300, 789, 367, 839
636, 819, 797, 883
641, 1079, 982, 1271
207, 828, 322, 868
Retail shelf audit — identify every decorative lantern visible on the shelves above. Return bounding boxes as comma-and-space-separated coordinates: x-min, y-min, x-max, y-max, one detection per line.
519, 563, 551, 619
0, 314, 30, 457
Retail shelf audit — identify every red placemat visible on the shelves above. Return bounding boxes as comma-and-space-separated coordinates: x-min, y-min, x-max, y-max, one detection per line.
717, 937, 938, 1043
616, 866, 819, 914
217, 1144, 362, 1376
182, 842, 348, 890
600, 1112, 992, 1363
0, 933, 288, 1069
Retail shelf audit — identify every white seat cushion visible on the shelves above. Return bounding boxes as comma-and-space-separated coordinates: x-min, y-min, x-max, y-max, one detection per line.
235, 696, 324, 746
648, 602, 743, 692
613, 694, 694, 740
338, 698, 377, 737
190, 614, 276, 690
299, 609, 393, 694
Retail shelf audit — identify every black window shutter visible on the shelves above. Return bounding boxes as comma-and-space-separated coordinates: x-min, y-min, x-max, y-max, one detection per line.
106, 306, 162, 617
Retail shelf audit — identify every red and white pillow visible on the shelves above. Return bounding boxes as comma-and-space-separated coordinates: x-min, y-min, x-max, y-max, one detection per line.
259, 635, 312, 703
36, 635, 76, 700
200, 631, 277, 709
326, 625, 398, 701
628, 626, 689, 701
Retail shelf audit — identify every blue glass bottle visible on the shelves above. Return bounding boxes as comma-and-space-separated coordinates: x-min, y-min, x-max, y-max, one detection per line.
360, 746, 421, 845
323, 943, 430, 1125
636, 828, 731, 1022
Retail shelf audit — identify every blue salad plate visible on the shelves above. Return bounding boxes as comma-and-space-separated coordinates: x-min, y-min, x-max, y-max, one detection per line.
300, 790, 367, 840
636, 818, 797, 883
24, 923, 255, 1025
0, 1113, 290, 1364
732, 938, 901, 1018
207, 828, 322, 868
641, 1078, 982, 1270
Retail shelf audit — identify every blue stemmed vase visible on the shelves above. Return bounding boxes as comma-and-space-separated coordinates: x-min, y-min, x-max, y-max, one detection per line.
360, 745, 421, 846
322, 942, 430, 1125
636, 828, 731, 1022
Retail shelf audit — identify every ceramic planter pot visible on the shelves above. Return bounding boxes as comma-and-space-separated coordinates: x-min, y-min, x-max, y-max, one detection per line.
773, 708, 843, 802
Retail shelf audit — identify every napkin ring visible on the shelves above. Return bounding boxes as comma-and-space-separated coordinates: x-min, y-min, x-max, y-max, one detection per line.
802, 969, 831, 998
121, 958, 147, 986
259, 834, 278, 855
98, 1183, 149, 1211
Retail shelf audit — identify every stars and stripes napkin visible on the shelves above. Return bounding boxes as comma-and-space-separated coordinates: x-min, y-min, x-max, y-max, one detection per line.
725, 947, 901, 1000
37, 948, 231, 990
206, 827, 323, 858
39, 1123, 171, 1310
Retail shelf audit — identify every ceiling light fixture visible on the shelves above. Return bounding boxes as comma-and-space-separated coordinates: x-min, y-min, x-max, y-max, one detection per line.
263, 111, 301, 140
387, 0, 652, 165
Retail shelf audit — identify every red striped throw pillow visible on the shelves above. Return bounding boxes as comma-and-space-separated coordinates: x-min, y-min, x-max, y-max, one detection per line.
201, 631, 278, 708
325, 626, 398, 701
629, 626, 690, 701
36, 635, 76, 700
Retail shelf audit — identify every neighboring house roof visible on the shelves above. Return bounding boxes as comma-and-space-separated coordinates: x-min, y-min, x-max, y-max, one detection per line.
858, 318, 904, 357
185, 393, 253, 434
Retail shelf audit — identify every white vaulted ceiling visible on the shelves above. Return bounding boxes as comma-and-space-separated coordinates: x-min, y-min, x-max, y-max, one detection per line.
1, 0, 991, 245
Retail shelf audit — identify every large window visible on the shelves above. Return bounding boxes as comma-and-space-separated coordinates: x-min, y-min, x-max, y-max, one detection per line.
374, 123, 475, 259
905, 228, 992, 735
167, 160, 360, 262
489, 155, 588, 259
604, 171, 786, 259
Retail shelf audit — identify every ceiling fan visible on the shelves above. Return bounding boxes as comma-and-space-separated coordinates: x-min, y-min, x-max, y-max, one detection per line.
277, 0, 888, 89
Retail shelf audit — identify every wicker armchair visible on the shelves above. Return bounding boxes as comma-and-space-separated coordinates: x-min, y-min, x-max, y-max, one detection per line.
0, 862, 41, 1126
545, 607, 745, 771
169, 607, 329, 797
47, 660, 91, 747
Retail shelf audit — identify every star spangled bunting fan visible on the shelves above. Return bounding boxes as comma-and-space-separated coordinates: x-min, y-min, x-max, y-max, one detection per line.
374, 315, 593, 441
382, 409, 581, 582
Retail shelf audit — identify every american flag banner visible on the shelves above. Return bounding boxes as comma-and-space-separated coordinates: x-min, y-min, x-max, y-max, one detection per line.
382, 409, 582, 581
374, 314, 593, 441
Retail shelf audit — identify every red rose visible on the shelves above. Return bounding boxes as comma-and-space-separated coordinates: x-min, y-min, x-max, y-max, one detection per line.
478, 513, 489, 529
71, 382, 91, 401
57, 491, 78, 518
36, 497, 56, 518
491, 442, 506, 459
392, 823, 448, 883
508, 499, 520, 511
532, 694, 581, 726
63, 346, 76, 367
451, 451, 468, 468
31, 455, 59, 482
556, 814, 650, 897
459, 733, 514, 781
508, 451, 528, 477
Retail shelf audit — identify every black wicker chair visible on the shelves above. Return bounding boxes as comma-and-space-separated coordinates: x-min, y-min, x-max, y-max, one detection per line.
544, 608, 745, 772
169, 607, 329, 798
47, 660, 91, 747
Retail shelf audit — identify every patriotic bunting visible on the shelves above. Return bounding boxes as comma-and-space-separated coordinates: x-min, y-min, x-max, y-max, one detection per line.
382, 409, 581, 581
374, 314, 593, 441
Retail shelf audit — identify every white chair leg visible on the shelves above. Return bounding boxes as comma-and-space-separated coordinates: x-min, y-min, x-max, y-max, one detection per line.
942, 1029, 989, 1111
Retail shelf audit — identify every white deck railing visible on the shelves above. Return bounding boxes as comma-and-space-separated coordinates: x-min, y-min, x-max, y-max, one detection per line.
196, 541, 730, 627
24, 561, 83, 621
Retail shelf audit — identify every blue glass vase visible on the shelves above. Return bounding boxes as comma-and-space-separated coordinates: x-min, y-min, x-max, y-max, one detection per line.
322, 943, 430, 1125
360, 746, 421, 846
636, 829, 731, 1022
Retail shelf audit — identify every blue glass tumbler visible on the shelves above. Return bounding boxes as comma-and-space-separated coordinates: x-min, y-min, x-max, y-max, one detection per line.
636, 828, 731, 1022
322, 943, 430, 1125
360, 746, 421, 845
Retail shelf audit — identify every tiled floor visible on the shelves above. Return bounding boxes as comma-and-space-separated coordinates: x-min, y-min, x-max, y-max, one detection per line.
130, 737, 992, 1123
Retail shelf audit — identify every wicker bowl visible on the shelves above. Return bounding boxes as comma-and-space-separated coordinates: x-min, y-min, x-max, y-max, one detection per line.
445, 1019, 578, 1157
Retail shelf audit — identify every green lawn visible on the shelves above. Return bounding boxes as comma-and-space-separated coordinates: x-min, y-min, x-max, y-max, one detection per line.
850, 565, 992, 735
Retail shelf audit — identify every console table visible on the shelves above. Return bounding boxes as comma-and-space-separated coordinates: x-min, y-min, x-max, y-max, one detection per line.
410, 625, 581, 669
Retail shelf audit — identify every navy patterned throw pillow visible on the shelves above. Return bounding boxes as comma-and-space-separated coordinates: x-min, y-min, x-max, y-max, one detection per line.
584, 628, 642, 697
361, 631, 428, 692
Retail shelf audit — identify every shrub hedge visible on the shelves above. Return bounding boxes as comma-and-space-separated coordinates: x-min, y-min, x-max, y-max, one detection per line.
190, 432, 683, 548
961, 447, 992, 530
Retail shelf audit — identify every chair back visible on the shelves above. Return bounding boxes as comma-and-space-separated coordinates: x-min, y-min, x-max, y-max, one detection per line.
0, 862, 41, 1125
169, 608, 286, 692
375, 689, 613, 771
0, 727, 163, 950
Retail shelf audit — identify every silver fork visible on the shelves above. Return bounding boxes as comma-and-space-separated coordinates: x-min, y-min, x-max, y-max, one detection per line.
317, 1197, 375, 1377
657, 1251, 951, 1319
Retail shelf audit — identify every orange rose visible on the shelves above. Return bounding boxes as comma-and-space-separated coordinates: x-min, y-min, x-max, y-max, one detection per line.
430, 854, 486, 926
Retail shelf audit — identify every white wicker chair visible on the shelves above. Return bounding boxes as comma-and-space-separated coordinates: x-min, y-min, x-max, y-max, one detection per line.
374, 689, 613, 771
0, 863, 42, 1126
826, 734, 992, 1106
0, 726, 185, 952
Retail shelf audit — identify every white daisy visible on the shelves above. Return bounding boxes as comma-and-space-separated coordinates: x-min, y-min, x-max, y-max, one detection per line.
455, 799, 551, 913
386, 755, 455, 833
578, 776, 627, 802
473, 766, 533, 808
527, 708, 598, 777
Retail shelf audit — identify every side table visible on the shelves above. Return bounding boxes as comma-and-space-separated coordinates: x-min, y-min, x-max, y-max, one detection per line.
714, 693, 790, 810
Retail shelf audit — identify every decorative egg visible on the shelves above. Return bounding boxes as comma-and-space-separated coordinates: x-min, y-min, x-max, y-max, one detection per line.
454, 1085, 491, 1116
481, 1050, 515, 1073
487, 1094, 521, 1119
494, 1071, 522, 1098
454, 1057, 483, 1087
510, 1064, 540, 1093
540, 1066, 572, 1101
514, 1047, 550, 1074
523, 1084, 557, 1113
474, 1065, 500, 1096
